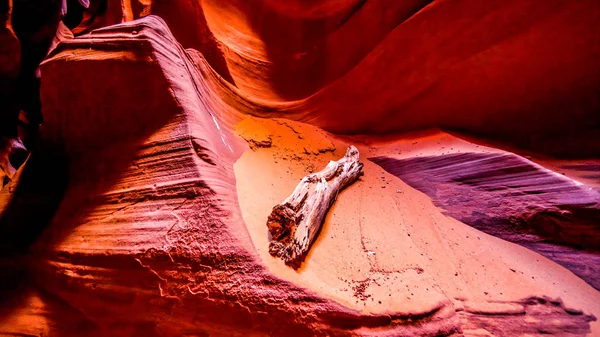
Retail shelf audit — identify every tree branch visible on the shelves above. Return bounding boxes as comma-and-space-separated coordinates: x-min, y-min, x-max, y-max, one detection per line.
267, 145, 364, 268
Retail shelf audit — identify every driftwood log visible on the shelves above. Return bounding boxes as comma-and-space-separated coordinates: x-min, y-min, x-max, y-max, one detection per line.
267, 145, 364, 268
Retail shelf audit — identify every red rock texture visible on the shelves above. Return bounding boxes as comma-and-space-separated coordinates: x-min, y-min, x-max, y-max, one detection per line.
2, 0, 599, 153
0, 15, 597, 336
0, 1, 599, 336
371, 152, 600, 290
68, 0, 600, 156
34, 17, 466, 336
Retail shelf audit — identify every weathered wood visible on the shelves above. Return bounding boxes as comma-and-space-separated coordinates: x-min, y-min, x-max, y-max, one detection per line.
267, 145, 364, 268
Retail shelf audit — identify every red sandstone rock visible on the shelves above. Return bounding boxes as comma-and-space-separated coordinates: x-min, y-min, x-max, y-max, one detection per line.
73, 0, 233, 83
2, 17, 593, 336
39, 16, 461, 336
0, 2, 599, 336
371, 152, 600, 290
70, 0, 600, 155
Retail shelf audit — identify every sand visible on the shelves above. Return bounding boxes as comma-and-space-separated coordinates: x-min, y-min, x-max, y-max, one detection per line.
234, 116, 600, 334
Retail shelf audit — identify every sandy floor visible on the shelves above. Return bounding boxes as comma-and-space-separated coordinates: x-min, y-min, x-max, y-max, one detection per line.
233, 116, 600, 333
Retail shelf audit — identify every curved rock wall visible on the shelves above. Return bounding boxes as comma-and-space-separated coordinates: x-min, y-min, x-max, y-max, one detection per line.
56, 0, 600, 156
0, 1, 599, 335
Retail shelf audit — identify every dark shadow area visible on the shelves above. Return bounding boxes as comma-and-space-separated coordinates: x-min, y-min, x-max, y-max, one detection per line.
0, 147, 68, 256
36, 138, 157, 248
10, 0, 64, 138
0, 255, 28, 301
64, 0, 87, 29
0, 258, 100, 336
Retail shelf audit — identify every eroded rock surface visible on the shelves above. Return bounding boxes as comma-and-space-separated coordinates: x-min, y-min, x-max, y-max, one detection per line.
28, 16, 464, 336
0, 6, 598, 337
371, 152, 600, 290
59, 0, 600, 156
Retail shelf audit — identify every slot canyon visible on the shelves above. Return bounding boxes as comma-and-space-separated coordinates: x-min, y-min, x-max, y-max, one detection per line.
0, 0, 599, 336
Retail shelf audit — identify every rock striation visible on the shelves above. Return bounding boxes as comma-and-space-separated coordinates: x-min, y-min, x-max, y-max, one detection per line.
68, 0, 600, 156
371, 152, 600, 290
0, 2, 598, 336
29, 16, 465, 336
